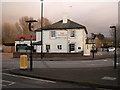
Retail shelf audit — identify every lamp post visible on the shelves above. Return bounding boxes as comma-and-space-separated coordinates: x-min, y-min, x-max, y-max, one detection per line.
26, 20, 37, 71
41, 0, 43, 59
91, 33, 95, 59
110, 26, 117, 69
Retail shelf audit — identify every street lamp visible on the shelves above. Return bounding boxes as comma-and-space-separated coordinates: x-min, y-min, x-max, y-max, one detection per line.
26, 20, 38, 71
110, 26, 117, 69
40, 0, 44, 59
91, 33, 95, 59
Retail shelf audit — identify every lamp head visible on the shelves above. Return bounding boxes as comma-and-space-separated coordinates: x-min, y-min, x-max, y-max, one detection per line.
110, 26, 116, 29
26, 20, 38, 23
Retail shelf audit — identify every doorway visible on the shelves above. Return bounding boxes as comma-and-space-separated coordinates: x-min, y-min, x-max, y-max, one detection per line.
46, 45, 50, 53
69, 44, 75, 52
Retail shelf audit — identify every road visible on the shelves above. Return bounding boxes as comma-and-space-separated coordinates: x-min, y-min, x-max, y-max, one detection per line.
2, 57, 120, 69
1, 54, 120, 89
3, 72, 93, 88
1, 59, 98, 89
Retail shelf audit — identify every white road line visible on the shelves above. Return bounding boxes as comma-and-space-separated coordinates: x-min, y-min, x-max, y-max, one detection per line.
102, 76, 117, 81
80, 61, 92, 62
0, 84, 6, 86
1, 80, 16, 87
2, 80, 16, 86
103, 60, 108, 61
3, 68, 16, 71
2, 73, 56, 83
117, 63, 119, 65
2, 80, 15, 83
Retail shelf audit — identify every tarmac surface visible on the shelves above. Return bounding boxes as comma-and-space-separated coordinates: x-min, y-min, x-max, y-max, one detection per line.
10, 66, 120, 89
2, 52, 120, 89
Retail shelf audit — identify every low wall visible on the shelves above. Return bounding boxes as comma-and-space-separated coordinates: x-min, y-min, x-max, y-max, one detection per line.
2, 46, 15, 53
13, 52, 83, 58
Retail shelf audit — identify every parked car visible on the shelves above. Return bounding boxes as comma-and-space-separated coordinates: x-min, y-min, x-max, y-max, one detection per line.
108, 47, 115, 52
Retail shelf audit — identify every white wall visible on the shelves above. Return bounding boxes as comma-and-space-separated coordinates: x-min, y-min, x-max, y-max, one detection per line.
36, 31, 41, 41
43, 30, 68, 53
42, 29, 87, 53
36, 46, 41, 52
68, 29, 85, 52
84, 44, 91, 56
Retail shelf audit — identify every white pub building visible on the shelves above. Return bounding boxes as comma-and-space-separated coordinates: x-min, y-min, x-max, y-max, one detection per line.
35, 19, 90, 55
15, 18, 91, 56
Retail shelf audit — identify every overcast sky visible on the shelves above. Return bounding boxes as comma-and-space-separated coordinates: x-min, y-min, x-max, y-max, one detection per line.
1, 0, 119, 37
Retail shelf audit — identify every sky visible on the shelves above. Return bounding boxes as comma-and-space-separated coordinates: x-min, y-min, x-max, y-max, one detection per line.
1, 0, 119, 37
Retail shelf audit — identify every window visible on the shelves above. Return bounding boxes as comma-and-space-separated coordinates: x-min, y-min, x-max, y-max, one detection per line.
70, 31, 75, 37
57, 45, 62, 50
69, 44, 75, 52
51, 31, 56, 37
46, 45, 50, 49
78, 47, 81, 49
46, 45, 50, 52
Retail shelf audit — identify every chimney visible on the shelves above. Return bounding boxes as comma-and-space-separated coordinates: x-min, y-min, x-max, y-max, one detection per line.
63, 13, 68, 23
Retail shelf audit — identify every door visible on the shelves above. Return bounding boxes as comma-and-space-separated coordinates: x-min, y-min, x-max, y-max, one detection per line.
69, 44, 75, 52
46, 45, 50, 53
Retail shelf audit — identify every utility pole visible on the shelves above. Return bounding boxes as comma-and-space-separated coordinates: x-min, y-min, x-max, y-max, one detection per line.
91, 33, 95, 59
41, 0, 43, 59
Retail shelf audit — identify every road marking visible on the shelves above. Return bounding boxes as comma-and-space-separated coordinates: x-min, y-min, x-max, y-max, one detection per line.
90, 64, 96, 65
0, 79, 16, 87
0, 84, 6, 86
103, 60, 108, 61
2, 80, 16, 86
102, 76, 117, 81
80, 61, 92, 62
2, 73, 56, 83
3, 68, 16, 71
117, 63, 119, 65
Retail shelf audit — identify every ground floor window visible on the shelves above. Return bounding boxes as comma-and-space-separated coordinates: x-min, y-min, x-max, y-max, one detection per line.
57, 45, 62, 50
69, 44, 75, 52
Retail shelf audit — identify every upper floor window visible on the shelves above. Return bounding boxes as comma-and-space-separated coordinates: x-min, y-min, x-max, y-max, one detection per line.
51, 31, 56, 37
70, 31, 75, 37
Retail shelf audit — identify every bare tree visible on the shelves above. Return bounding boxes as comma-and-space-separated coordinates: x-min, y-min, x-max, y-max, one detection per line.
2, 17, 51, 43
15, 16, 33, 35
15, 16, 51, 35
109, 25, 120, 47
2, 23, 17, 43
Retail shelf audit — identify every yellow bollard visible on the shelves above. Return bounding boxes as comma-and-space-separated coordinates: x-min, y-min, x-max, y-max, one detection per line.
20, 55, 28, 69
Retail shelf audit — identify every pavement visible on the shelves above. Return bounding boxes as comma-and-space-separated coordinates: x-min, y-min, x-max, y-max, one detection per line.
13, 52, 118, 61
10, 66, 120, 89
2, 52, 120, 61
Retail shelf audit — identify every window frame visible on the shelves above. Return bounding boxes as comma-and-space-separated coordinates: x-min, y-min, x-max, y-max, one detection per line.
50, 31, 56, 38
70, 30, 75, 37
57, 45, 62, 50
69, 43, 75, 51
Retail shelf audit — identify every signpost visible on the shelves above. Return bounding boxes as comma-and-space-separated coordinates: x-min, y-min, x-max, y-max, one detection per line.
26, 20, 38, 71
